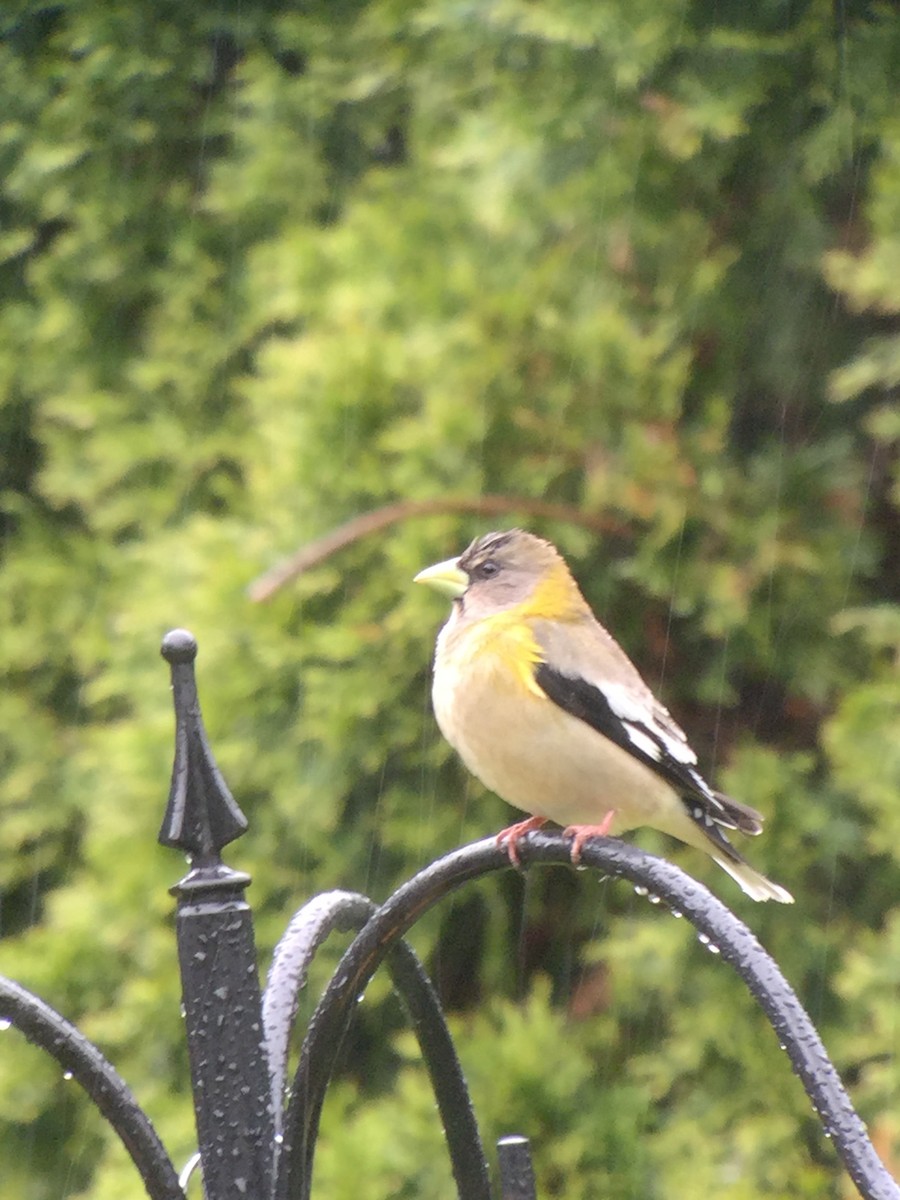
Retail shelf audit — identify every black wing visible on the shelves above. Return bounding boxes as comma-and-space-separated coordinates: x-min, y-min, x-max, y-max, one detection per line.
533, 663, 762, 845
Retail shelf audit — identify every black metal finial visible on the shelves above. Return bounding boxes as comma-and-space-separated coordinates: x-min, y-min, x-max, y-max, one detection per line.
161, 627, 198, 664
158, 629, 248, 859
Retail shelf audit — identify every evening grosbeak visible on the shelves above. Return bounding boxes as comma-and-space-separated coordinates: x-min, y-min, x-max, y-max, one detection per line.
415, 529, 793, 903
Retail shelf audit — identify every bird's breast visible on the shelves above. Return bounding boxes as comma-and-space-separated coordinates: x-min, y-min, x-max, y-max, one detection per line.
431, 616, 676, 830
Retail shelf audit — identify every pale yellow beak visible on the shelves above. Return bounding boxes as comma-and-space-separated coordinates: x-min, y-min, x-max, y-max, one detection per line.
413, 557, 469, 599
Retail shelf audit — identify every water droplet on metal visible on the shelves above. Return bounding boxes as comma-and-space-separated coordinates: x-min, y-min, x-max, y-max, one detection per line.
178, 1152, 202, 1190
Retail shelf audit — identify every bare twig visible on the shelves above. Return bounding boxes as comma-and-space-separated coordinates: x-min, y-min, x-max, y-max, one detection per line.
248, 496, 625, 602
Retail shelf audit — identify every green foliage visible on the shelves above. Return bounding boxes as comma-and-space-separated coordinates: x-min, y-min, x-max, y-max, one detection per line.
2, 0, 900, 1195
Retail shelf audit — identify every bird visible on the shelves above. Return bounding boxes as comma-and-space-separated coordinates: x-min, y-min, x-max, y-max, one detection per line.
414, 529, 793, 903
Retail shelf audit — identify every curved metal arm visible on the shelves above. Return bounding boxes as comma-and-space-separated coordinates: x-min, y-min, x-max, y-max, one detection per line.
384, 930, 493, 1200
282, 832, 900, 1200
266, 892, 491, 1200
264, 890, 378, 1131
0, 977, 184, 1200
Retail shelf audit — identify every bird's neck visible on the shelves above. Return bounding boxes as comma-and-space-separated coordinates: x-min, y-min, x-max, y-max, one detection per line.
515, 564, 586, 623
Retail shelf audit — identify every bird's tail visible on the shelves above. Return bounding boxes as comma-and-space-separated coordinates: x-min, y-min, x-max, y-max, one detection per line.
677, 800, 794, 903
709, 853, 794, 904
711, 790, 764, 835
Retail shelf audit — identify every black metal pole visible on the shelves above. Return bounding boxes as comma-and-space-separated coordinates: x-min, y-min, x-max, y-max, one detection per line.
498, 1135, 538, 1200
159, 630, 275, 1200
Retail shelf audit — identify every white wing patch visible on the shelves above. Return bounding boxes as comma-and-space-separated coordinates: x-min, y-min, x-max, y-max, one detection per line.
603, 682, 697, 766
621, 723, 661, 761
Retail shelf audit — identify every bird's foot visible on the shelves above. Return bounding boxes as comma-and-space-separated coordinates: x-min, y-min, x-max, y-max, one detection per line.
564, 810, 617, 864
496, 816, 548, 868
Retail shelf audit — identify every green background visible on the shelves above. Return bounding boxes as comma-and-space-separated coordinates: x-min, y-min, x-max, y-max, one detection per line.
2, 1, 900, 1196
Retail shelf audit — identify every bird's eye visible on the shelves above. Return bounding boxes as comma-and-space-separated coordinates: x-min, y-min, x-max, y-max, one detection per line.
476, 559, 500, 579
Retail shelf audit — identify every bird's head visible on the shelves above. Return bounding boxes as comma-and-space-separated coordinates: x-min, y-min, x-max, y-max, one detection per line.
414, 529, 583, 621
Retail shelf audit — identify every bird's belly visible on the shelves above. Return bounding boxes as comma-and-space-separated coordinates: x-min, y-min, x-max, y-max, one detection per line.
433, 654, 676, 832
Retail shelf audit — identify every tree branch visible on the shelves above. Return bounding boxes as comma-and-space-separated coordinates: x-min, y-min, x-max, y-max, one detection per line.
248, 496, 625, 601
